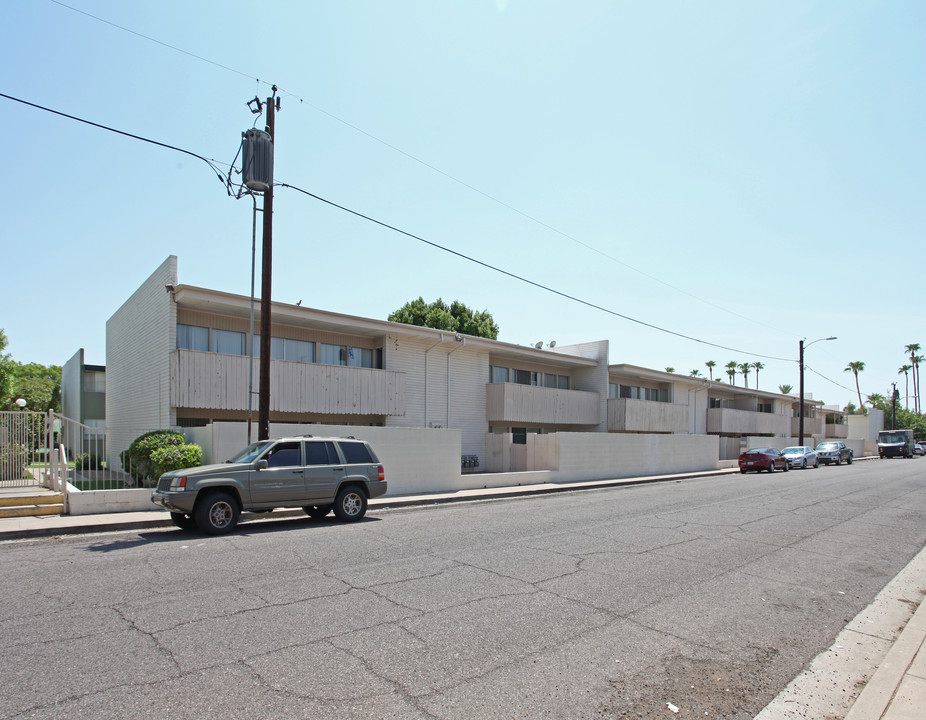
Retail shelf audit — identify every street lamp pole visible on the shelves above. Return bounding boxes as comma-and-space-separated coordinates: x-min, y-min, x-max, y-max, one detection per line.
799, 336, 837, 446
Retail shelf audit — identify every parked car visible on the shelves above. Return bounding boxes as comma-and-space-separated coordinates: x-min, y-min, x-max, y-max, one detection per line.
781, 446, 819, 469
915, 443, 925, 456
738, 447, 790, 474
151, 436, 387, 534
815, 441, 853, 466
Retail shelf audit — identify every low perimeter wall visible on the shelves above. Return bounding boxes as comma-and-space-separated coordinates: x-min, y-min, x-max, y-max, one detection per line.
68, 426, 723, 513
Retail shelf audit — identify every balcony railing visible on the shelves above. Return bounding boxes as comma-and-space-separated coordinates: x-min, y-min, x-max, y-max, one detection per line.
791, 416, 824, 437
825, 423, 849, 439
486, 383, 600, 425
170, 350, 405, 416
607, 397, 688, 433
706, 407, 790, 436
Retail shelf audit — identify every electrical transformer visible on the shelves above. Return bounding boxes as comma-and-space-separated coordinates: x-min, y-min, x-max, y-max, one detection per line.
241, 128, 273, 192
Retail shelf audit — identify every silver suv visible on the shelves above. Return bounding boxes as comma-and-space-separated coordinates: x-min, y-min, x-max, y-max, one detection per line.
151, 436, 386, 534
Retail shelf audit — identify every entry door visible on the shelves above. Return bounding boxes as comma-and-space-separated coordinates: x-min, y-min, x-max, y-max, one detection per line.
303, 440, 344, 502
249, 441, 305, 505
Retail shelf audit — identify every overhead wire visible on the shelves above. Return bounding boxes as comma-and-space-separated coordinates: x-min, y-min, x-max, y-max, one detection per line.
277, 182, 795, 363
46, 0, 790, 337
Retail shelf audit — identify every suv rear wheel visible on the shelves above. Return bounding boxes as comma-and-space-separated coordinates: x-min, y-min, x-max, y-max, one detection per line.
333, 485, 367, 522
195, 491, 240, 535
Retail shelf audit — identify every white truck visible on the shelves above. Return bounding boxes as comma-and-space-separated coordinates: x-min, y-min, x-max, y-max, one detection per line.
877, 429, 915, 459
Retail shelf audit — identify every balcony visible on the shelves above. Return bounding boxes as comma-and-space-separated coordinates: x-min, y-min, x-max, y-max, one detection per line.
486, 383, 600, 426
707, 407, 790, 436
791, 416, 824, 437
607, 398, 688, 433
170, 350, 405, 416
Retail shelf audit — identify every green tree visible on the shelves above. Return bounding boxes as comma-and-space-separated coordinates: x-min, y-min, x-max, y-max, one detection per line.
704, 360, 716, 380
899, 364, 913, 410
388, 297, 499, 339
737, 362, 751, 389
752, 361, 764, 390
844, 361, 866, 412
725, 361, 737, 386
905, 343, 921, 413
0, 329, 13, 407
689, 369, 701, 377
4, 362, 62, 413
778, 384, 793, 394
664, 367, 675, 374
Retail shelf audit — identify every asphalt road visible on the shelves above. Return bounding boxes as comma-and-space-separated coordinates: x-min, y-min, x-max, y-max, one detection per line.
1, 459, 925, 720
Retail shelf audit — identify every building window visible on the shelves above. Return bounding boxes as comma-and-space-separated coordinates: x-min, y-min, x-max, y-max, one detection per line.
347, 347, 374, 368
758, 402, 773, 414
211, 329, 246, 356
177, 324, 209, 351
490, 366, 509, 383
609, 383, 618, 399
320, 343, 348, 366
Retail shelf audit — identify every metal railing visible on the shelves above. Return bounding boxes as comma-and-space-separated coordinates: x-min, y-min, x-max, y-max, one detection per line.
0, 410, 51, 487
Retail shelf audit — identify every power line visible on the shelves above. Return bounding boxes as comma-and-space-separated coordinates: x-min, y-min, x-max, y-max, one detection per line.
46, 0, 792, 337
0, 88, 795, 364
805, 365, 859, 394
277, 182, 795, 363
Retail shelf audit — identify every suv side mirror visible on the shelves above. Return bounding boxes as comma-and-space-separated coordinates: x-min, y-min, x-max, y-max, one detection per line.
255, 459, 268, 471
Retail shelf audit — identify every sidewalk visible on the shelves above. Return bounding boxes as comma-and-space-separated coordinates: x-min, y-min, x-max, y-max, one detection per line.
1, 460, 921, 720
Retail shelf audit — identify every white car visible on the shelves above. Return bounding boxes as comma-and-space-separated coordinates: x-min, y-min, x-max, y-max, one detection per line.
781, 446, 819, 469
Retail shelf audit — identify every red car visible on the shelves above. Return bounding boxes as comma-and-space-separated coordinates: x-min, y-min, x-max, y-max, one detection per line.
738, 447, 790, 474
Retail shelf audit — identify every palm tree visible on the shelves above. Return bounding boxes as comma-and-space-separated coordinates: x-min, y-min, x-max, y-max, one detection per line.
705, 360, 716, 381
690, 369, 702, 377
905, 344, 920, 413
844, 361, 865, 412
665, 367, 675, 374
867, 393, 886, 408
779, 384, 793, 394
738, 362, 751, 389
899, 364, 912, 410
752, 361, 765, 390
725, 361, 737, 386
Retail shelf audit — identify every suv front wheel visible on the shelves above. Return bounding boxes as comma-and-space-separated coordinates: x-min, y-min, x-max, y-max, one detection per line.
195, 491, 240, 534
333, 485, 367, 522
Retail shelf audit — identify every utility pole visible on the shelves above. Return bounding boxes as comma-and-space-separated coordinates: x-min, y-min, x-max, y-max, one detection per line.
891, 383, 897, 430
258, 87, 279, 441
798, 340, 805, 446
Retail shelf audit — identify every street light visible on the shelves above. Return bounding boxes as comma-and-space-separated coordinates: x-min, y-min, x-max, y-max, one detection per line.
799, 336, 837, 446
14, 398, 26, 410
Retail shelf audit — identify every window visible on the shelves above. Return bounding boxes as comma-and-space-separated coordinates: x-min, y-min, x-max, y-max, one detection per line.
320, 343, 347, 366
177, 324, 208, 351
609, 383, 618, 399
758, 402, 773, 414
544, 373, 570, 389
558, 376, 570, 390
347, 347, 374, 368
338, 441, 375, 464
304, 441, 336, 465
264, 441, 301, 467
211, 329, 245, 355
543, 373, 557, 388
490, 366, 509, 383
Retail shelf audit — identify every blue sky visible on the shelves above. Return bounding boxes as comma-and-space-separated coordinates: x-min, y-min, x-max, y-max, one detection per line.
2, 0, 924, 409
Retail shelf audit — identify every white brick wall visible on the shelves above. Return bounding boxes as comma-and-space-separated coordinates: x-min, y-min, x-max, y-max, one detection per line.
105, 256, 177, 466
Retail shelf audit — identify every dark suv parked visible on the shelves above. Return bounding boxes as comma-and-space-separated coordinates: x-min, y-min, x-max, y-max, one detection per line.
152, 436, 386, 534
815, 441, 853, 466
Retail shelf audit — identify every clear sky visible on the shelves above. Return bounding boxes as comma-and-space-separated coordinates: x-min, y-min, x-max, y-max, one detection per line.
2, 1, 924, 410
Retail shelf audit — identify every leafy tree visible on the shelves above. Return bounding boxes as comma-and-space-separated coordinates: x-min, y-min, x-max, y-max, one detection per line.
752, 361, 764, 390
844, 361, 866, 412
388, 297, 499, 340
866, 393, 885, 407
704, 360, 716, 380
3, 362, 62, 413
664, 367, 675, 374
689, 369, 701, 377
866, 394, 926, 440
0, 329, 12, 407
737, 362, 751, 389
779, 384, 793, 394
899, 364, 913, 410
725, 361, 737, 386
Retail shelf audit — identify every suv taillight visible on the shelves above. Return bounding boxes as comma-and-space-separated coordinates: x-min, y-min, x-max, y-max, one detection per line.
377, 465, 385, 482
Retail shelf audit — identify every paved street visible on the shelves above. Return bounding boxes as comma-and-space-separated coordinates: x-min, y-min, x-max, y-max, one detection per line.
1, 460, 925, 719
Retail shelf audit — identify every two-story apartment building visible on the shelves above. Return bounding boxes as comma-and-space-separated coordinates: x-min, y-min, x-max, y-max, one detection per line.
106, 257, 612, 469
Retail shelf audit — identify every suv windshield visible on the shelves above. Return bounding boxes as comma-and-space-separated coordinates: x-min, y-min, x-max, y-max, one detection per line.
817, 443, 838, 450
227, 441, 272, 463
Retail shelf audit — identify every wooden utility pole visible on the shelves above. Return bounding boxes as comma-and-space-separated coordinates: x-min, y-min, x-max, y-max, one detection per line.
258, 89, 277, 440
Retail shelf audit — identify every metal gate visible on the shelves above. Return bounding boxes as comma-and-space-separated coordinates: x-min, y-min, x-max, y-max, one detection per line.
0, 411, 51, 487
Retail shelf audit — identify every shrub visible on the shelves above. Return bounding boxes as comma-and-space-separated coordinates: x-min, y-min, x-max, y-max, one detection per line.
123, 430, 186, 487
150, 443, 202, 479
0, 443, 28, 481
74, 452, 103, 471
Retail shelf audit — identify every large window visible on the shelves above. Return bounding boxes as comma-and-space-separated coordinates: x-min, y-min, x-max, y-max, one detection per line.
347, 347, 374, 368
490, 366, 509, 383
211, 329, 245, 356
177, 324, 209, 351
320, 343, 347, 366
619, 384, 667, 402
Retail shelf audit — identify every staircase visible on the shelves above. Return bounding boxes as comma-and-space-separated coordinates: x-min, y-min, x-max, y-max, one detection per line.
0, 490, 65, 518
